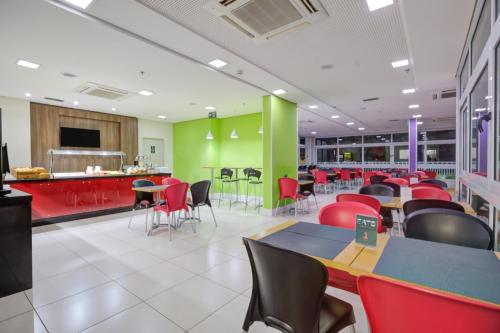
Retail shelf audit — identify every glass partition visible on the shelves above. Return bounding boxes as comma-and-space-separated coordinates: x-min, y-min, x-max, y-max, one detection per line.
364, 134, 391, 143
470, 67, 488, 176
315, 137, 337, 145
317, 148, 337, 163
460, 53, 469, 97
471, 191, 490, 224
339, 136, 362, 145
364, 146, 390, 162
339, 147, 362, 162
426, 130, 456, 141
392, 133, 408, 142
471, 0, 491, 67
426, 144, 456, 162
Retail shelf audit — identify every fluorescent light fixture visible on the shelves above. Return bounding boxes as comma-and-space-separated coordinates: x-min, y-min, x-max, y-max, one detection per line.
471, 117, 479, 120
367, 0, 393, 11
25, 92, 31, 97
311, 131, 317, 135
417, 121, 423, 125
475, 108, 487, 112
273, 89, 287, 95
376, 135, 381, 138
412, 114, 422, 118
208, 59, 228, 68
206, 130, 214, 140
73, 101, 79, 106
346, 122, 354, 126
111, 107, 116, 111
358, 127, 365, 131
205, 106, 216, 110
331, 115, 340, 119
230, 128, 239, 139
139, 90, 154, 96
63, 0, 94, 8
409, 104, 420, 109
309, 105, 319, 109
157, 115, 167, 119
339, 139, 343, 141
258, 125, 263, 134
17, 60, 40, 69
392, 59, 409, 68
485, 95, 493, 100
402, 88, 416, 94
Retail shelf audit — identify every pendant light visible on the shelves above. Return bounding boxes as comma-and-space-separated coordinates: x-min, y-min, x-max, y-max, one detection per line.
258, 125, 263, 134
230, 128, 239, 139
206, 130, 214, 140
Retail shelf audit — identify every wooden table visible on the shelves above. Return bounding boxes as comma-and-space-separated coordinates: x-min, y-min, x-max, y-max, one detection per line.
372, 196, 476, 215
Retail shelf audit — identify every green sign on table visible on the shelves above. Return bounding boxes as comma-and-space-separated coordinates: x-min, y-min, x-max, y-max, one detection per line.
355, 214, 378, 248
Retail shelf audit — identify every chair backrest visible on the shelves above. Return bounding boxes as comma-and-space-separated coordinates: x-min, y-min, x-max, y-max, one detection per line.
359, 184, 395, 197
409, 182, 443, 190
319, 201, 384, 233
248, 168, 262, 180
380, 181, 401, 197
421, 179, 448, 188
132, 179, 155, 205
164, 182, 189, 212
384, 177, 409, 186
358, 275, 500, 333
412, 187, 452, 201
243, 238, 328, 333
278, 178, 298, 200
403, 199, 465, 215
314, 170, 328, 184
404, 208, 493, 250
370, 175, 388, 184
423, 170, 437, 179
221, 168, 233, 179
363, 171, 376, 185
190, 180, 211, 208
415, 170, 427, 178
336, 193, 381, 212
340, 169, 351, 181
162, 177, 181, 186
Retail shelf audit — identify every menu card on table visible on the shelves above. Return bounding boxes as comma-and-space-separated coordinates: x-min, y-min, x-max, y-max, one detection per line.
355, 214, 378, 248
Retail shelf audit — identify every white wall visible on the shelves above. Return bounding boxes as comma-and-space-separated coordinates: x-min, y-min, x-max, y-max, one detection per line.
137, 119, 173, 172
0, 96, 31, 168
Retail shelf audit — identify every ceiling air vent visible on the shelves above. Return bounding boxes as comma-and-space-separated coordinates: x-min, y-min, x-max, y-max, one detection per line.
362, 97, 380, 102
75, 82, 132, 101
205, 0, 328, 43
44, 97, 64, 103
432, 89, 456, 100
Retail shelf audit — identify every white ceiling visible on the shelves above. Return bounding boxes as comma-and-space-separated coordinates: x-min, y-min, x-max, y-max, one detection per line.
0, 0, 474, 135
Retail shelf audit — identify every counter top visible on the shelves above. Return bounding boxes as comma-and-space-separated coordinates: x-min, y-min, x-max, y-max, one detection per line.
5, 172, 171, 183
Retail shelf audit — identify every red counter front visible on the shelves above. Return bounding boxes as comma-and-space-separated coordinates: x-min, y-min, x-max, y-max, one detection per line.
8, 174, 170, 224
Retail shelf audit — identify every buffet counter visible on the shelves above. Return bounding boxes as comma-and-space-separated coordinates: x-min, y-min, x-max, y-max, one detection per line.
5, 172, 171, 225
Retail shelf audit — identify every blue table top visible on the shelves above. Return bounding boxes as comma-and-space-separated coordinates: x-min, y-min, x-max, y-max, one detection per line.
369, 195, 395, 204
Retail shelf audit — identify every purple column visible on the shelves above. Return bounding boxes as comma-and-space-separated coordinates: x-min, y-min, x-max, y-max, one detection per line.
478, 113, 488, 174
408, 118, 417, 173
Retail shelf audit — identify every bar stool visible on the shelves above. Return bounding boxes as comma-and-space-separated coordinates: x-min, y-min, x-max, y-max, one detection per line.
244, 168, 262, 213
217, 168, 238, 208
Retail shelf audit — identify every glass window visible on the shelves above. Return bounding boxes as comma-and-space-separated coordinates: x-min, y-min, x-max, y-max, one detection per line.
471, 191, 490, 224
315, 137, 337, 145
461, 106, 469, 171
418, 131, 427, 142
338, 136, 362, 145
392, 133, 408, 142
363, 134, 391, 143
470, 67, 488, 176
426, 130, 456, 141
299, 137, 305, 145
299, 147, 306, 164
460, 53, 469, 97
496, 42, 500, 179
496, 209, 500, 251
364, 146, 390, 162
317, 148, 337, 163
471, 0, 491, 67
339, 147, 362, 162
394, 145, 424, 162
426, 144, 456, 162
460, 183, 468, 202
418, 145, 425, 162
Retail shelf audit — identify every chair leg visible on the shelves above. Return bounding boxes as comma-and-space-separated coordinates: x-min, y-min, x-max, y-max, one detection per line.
145, 208, 149, 233
218, 182, 223, 208
274, 199, 280, 216
209, 206, 217, 226
128, 207, 136, 228
294, 200, 297, 218
168, 214, 172, 241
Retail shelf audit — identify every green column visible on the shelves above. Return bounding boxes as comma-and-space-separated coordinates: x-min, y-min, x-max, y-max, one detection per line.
262, 95, 298, 210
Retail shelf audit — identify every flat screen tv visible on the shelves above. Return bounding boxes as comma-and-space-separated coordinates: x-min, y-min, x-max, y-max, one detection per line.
1, 144, 9, 175
60, 127, 101, 148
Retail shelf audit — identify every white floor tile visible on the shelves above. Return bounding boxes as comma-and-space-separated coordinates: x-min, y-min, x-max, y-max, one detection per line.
143, 238, 201, 260
169, 247, 233, 274
117, 261, 195, 300
36, 282, 140, 333
202, 258, 252, 293
0, 311, 47, 333
32, 243, 87, 278
92, 250, 163, 279
147, 276, 237, 330
81, 303, 183, 333
0, 292, 33, 322
208, 236, 246, 256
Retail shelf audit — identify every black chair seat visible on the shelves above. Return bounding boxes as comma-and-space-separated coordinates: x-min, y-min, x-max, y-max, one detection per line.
319, 294, 355, 333
249, 180, 263, 184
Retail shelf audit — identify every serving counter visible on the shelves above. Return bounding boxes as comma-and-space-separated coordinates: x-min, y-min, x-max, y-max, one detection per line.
5, 172, 171, 225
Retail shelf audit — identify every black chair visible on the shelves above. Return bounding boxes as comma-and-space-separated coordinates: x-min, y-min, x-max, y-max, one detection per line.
359, 184, 395, 230
370, 175, 388, 184
128, 179, 155, 232
244, 168, 263, 213
381, 181, 400, 197
404, 208, 494, 250
188, 180, 217, 227
420, 179, 448, 188
299, 178, 318, 210
242, 238, 356, 333
403, 199, 465, 216
217, 168, 238, 208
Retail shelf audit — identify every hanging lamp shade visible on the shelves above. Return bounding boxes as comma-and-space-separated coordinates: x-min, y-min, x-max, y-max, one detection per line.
206, 130, 214, 140
230, 128, 239, 139
258, 125, 263, 134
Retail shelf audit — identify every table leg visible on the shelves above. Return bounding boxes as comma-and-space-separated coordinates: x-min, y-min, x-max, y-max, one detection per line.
210, 167, 215, 200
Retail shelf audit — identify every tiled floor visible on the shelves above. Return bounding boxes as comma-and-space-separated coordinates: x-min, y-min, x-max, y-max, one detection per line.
0, 190, 370, 333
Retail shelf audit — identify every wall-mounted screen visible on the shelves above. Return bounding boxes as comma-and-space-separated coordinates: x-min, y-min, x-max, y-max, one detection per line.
60, 127, 100, 148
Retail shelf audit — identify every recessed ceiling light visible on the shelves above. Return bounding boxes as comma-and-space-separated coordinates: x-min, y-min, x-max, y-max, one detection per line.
157, 115, 167, 119
376, 135, 381, 138
367, 0, 393, 11
472, 117, 479, 120
402, 88, 416, 94
73, 101, 79, 106
346, 122, 354, 126
311, 131, 317, 135
412, 114, 422, 118
111, 107, 116, 111
485, 95, 493, 100
309, 105, 319, 109
205, 106, 216, 110
320, 64, 334, 70
409, 104, 420, 109
62, 0, 94, 9
417, 121, 423, 125
331, 115, 340, 119
392, 59, 409, 68
208, 59, 228, 68
25, 92, 31, 97
139, 90, 154, 96
475, 108, 487, 112
339, 139, 343, 141
358, 127, 365, 131
273, 89, 287, 95
17, 60, 40, 69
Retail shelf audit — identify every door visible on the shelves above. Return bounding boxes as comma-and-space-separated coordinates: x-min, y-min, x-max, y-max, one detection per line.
143, 138, 164, 167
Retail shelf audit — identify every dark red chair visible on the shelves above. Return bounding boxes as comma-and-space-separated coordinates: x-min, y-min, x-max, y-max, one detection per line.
424, 170, 437, 179
358, 275, 500, 333
415, 170, 428, 179
336, 193, 381, 212
409, 183, 442, 190
384, 178, 409, 186
154, 182, 190, 240
318, 201, 385, 233
275, 178, 304, 217
412, 187, 452, 201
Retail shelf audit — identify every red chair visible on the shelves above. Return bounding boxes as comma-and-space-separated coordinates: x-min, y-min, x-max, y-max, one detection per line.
154, 182, 191, 240
318, 201, 385, 233
363, 171, 376, 186
384, 178, 409, 186
336, 193, 381, 212
424, 170, 437, 179
275, 178, 304, 217
354, 168, 363, 185
415, 170, 429, 180
162, 177, 182, 185
401, 174, 419, 184
358, 275, 500, 333
409, 183, 442, 190
339, 169, 353, 189
314, 170, 330, 193
412, 187, 452, 201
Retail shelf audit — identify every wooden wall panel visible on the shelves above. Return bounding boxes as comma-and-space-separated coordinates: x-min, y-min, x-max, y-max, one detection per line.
30, 103, 138, 172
